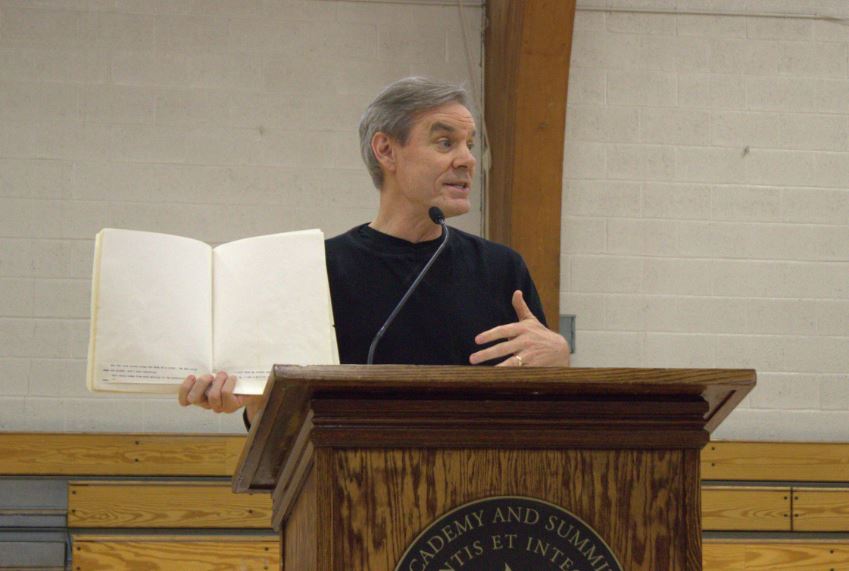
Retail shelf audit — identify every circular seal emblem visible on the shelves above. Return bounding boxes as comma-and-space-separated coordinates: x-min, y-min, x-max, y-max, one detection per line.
395, 496, 623, 571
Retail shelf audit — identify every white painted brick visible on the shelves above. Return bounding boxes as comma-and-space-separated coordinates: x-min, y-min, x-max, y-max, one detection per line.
0, 6, 80, 48
782, 336, 849, 374
716, 334, 785, 372
572, 255, 643, 293
567, 67, 607, 106
711, 111, 782, 148
32, 279, 89, 319
328, 130, 364, 171
779, 114, 849, 151
677, 14, 747, 38
644, 333, 715, 367
816, 301, 849, 336
814, 20, 849, 42
562, 216, 606, 254
111, 51, 190, 87
61, 200, 109, 240
607, 218, 679, 256
778, 41, 847, 78
0, 278, 33, 317
677, 296, 749, 333
746, 298, 818, 336
744, 150, 816, 188
714, 409, 849, 442
79, 84, 156, 125
260, 0, 339, 23
568, 330, 644, 367
749, 225, 849, 261
560, 293, 605, 330
263, 54, 336, 94
677, 74, 712, 108
675, 146, 746, 183
607, 144, 676, 181
0, 198, 34, 237
678, 74, 747, 109
0, 357, 29, 396
573, 10, 605, 32
78, 11, 155, 50
606, 294, 678, 331
712, 185, 781, 221
0, 398, 27, 430
28, 358, 88, 398
153, 14, 228, 52
65, 397, 147, 432
0, 159, 67, 199
563, 180, 641, 217
110, 124, 187, 163
30, 240, 71, 277
183, 126, 259, 166
67, 239, 94, 279
679, 221, 748, 258
567, 106, 639, 143
640, 108, 710, 145
187, 52, 262, 91
607, 12, 676, 34
153, 88, 229, 126
336, 1, 411, 26
0, 239, 32, 277
0, 48, 109, 83
24, 397, 66, 431
563, 141, 606, 180
643, 182, 711, 219
0, 81, 79, 122
573, 30, 645, 71
747, 16, 813, 41
0, 318, 35, 357
186, 0, 264, 17
142, 398, 220, 433
713, 260, 849, 299
810, 152, 849, 188
642, 258, 713, 295
607, 70, 677, 107
0, 121, 112, 161
817, 80, 849, 114
710, 38, 781, 75
377, 23, 445, 64
820, 375, 849, 410
781, 187, 849, 224
748, 373, 821, 409
747, 77, 819, 112
643, 36, 711, 73
30, 319, 80, 359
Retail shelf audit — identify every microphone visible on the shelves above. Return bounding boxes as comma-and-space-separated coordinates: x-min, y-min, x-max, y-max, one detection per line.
366, 207, 450, 364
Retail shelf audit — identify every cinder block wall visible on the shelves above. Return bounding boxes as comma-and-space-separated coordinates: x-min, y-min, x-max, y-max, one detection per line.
563, 0, 849, 440
0, 0, 483, 433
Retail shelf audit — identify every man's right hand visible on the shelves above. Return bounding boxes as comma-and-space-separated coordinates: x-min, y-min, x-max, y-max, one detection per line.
178, 371, 262, 422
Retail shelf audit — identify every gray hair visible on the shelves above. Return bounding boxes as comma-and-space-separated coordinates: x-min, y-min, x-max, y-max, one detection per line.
359, 77, 472, 189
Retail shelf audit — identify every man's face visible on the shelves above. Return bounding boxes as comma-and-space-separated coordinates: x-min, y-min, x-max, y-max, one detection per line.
391, 102, 477, 218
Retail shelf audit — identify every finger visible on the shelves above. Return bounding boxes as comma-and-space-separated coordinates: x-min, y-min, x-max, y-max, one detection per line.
187, 374, 213, 407
207, 371, 228, 412
221, 374, 241, 412
178, 375, 196, 407
474, 322, 523, 345
469, 338, 522, 365
496, 354, 524, 367
512, 290, 536, 321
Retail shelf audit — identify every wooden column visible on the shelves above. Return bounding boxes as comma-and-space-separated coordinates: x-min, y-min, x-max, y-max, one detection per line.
485, 0, 576, 327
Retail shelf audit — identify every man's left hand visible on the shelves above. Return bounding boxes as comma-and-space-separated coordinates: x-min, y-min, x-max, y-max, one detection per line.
469, 290, 571, 367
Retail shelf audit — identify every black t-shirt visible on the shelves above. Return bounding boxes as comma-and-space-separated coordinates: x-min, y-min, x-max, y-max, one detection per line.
326, 224, 547, 366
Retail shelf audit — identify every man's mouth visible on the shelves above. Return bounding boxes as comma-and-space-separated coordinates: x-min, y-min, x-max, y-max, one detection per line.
444, 181, 470, 191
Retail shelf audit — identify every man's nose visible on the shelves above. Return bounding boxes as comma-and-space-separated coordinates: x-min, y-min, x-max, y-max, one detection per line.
454, 145, 477, 169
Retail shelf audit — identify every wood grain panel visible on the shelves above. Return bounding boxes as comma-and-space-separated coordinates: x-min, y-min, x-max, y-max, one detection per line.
72, 535, 278, 571
0, 434, 245, 476
329, 448, 699, 570
284, 465, 317, 571
703, 441, 849, 482
68, 482, 271, 528
485, 0, 576, 325
794, 487, 849, 531
703, 540, 849, 570
701, 486, 791, 531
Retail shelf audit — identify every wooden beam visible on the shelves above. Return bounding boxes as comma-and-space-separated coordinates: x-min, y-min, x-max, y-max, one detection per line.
485, 0, 576, 327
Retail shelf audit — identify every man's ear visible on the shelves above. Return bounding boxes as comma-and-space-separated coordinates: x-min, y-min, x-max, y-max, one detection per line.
371, 132, 397, 174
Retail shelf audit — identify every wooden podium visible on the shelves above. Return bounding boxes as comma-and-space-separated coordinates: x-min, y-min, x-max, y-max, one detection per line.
233, 366, 754, 570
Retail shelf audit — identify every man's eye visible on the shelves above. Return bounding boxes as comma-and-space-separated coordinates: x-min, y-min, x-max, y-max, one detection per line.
437, 139, 452, 149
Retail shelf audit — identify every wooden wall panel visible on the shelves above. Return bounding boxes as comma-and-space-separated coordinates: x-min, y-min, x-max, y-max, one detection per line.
485, 0, 576, 326
701, 486, 791, 531
68, 482, 272, 528
794, 488, 849, 531
703, 442, 849, 482
703, 540, 849, 570
72, 535, 278, 571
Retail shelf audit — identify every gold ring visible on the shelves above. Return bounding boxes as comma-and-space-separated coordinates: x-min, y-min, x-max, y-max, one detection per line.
514, 355, 524, 366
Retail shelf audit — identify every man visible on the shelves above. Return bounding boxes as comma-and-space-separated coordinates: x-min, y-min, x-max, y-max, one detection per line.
179, 77, 570, 424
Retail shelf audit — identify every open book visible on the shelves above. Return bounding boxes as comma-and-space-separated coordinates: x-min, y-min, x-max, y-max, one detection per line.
86, 228, 339, 395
